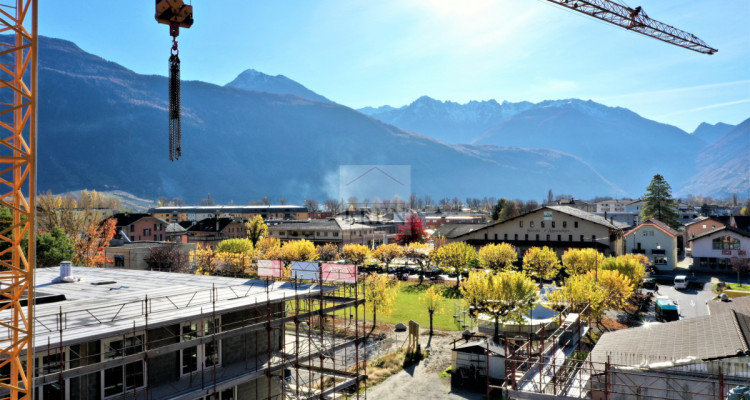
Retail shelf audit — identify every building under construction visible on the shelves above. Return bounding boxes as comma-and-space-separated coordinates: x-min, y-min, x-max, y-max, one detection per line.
0, 265, 366, 399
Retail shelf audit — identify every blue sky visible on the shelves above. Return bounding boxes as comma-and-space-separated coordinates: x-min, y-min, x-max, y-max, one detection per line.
41, 1, 749, 132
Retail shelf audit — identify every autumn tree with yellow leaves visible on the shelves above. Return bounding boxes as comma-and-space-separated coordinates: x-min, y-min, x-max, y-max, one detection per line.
245, 215, 268, 246
600, 255, 646, 289
561, 248, 605, 276
420, 285, 444, 335
433, 241, 478, 290
522, 246, 561, 286
462, 270, 538, 341
478, 243, 518, 272
342, 244, 371, 268
363, 273, 399, 337
548, 269, 633, 326
256, 237, 282, 259
373, 243, 402, 274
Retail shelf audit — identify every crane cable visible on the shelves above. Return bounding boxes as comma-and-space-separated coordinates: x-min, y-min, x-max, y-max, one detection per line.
169, 23, 181, 161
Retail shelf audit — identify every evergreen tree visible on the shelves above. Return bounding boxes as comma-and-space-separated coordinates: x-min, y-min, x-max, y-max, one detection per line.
36, 227, 75, 268
640, 174, 680, 229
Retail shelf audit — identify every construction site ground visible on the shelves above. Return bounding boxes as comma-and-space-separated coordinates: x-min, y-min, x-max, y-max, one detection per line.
365, 328, 484, 400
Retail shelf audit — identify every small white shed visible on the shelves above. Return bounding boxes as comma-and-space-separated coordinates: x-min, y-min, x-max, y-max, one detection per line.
451, 338, 506, 381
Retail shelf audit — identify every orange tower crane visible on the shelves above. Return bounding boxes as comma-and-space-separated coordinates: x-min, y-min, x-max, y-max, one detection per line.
0, 1, 715, 398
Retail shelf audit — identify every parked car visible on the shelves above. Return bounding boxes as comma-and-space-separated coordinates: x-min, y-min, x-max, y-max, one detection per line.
674, 275, 688, 290
655, 296, 680, 322
642, 278, 657, 289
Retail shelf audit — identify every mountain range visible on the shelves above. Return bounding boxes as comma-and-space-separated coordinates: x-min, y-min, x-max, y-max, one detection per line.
359, 97, 746, 197
22, 36, 750, 203
225, 69, 333, 104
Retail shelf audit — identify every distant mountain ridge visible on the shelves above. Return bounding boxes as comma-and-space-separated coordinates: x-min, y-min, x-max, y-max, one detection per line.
361, 96, 729, 195
691, 121, 735, 144
359, 96, 535, 143
681, 118, 750, 197
225, 69, 333, 103
29, 36, 624, 204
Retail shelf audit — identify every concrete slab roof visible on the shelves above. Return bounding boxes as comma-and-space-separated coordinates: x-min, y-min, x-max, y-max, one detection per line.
3, 266, 332, 350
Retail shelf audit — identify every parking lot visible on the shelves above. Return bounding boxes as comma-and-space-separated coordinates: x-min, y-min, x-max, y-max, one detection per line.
643, 279, 716, 319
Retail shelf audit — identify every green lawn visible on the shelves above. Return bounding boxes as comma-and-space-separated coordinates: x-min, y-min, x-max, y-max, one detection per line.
726, 283, 750, 292
364, 283, 465, 331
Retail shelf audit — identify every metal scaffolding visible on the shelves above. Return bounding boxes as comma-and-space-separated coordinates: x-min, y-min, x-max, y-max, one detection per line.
494, 306, 747, 400
6, 266, 367, 400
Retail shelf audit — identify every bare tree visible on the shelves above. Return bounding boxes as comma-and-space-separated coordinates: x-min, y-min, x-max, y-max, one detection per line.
144, 245, 190, 273
304, 199, 320, 213
324, 199, 341, 213
408, 193, 418, 210
262, 196, 271, 206
731, 257, 750, 286
200, 195, 215, 206
279, 198, 287, 205
171, 198, 185, 206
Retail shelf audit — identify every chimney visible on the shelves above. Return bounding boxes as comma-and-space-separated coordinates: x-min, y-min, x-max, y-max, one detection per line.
60, 261, 72, 279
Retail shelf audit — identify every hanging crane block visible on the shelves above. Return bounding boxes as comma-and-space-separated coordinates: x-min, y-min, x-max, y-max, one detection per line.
156, 0, 194, 28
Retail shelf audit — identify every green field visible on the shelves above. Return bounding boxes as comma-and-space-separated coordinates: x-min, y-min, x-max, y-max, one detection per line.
364, 283, 465, 331
726, 283, 750, 292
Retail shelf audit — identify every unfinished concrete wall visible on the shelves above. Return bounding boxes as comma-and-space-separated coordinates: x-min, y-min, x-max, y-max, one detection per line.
68, 340, 101, 400
236, 375, 282, 400
221, 304, 282, 366
147, 324, 180, 385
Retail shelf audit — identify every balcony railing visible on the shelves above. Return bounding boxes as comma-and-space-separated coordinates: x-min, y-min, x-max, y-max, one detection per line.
631, 249, 646, 254
651, 249, 666, 255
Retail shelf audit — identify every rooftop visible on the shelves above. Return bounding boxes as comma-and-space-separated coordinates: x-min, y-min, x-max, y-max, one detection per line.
149, 205, 307, 213
268, 218, 372, 232
689, 225, 750, 242
624, 218, 680, 238
433, 223, 486, 239
589, 310, 750, 366
9, 267, 331, 351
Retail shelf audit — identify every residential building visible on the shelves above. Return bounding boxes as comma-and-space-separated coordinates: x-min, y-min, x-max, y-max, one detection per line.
449, 206, 625, 257
186, 217, 247, 248
623, 219, 679, 270
684, 216, 750, 251
267, 219, 374, 246
8, 266, 364, 400
109, 213, 169, 243
165, 222, 189, 243
149, 206, 309, 224
104, 242, 196, 271
595, 199, 632, 214
543, 198, 595, 213
689, 226, 750, 271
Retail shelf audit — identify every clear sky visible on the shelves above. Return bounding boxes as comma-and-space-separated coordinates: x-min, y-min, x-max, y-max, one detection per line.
40, 1, 749, 132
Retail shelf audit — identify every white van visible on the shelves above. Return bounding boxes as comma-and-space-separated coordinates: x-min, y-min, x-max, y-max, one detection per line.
674, 275, 688, 290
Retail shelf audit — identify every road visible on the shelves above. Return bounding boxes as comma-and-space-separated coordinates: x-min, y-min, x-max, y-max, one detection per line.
642, 279, 716, 320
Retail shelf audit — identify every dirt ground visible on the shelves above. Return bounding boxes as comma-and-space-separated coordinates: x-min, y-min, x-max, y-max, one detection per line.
365, 329, 484, 400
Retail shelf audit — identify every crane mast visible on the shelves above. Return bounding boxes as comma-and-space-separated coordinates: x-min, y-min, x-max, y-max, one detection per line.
546, 0, 717, 54
0, 1, 37, 399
